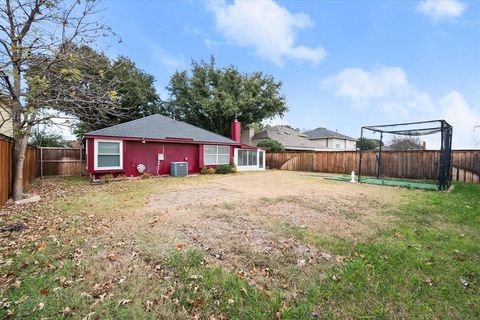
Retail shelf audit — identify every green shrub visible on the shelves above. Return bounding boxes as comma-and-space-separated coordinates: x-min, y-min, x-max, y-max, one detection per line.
201, 166, 209, 175
207, 167, 216, 175
256, 139, 285, 152
215, 164, 232, 174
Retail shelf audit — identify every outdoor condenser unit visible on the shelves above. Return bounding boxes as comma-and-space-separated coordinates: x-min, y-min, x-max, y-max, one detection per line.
170, 162, 188, 177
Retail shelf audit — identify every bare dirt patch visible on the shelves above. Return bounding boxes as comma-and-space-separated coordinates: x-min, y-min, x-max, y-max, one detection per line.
113, 171, 405, 292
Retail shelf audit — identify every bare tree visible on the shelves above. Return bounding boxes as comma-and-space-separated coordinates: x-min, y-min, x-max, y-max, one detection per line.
0, 0, 113, 200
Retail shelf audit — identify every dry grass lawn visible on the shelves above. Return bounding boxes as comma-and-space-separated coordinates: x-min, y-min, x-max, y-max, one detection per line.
1, 171, 478, 319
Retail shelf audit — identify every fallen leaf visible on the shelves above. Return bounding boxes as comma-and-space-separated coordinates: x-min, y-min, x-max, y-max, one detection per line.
38, 302, 45, 310
145, 300, 154, 312
12, 280, 21, 289
425, 278, 433, 286
39, 288, 49, 296
82, 311, 96, 320
176, 243, 185, 251
117, 299, 131, 306
193, 298, 204, 307
38, 243, 47, 251
62, 306, 72, 316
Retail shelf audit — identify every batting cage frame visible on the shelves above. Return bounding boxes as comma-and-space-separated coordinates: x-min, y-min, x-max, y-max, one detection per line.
358, 120, 453, 191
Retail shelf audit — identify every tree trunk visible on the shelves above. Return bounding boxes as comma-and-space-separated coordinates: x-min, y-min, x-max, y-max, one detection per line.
12, 134, 29, 201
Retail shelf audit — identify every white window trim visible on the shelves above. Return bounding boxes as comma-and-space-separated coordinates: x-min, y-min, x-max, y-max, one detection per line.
233, 148, 265, 171
94, 139, 123, 171
204, 145, 230, 165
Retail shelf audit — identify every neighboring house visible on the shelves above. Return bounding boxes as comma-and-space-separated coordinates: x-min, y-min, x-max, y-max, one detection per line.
251, 125, 357, 151
83, 114, 265, 179
0, 99, 13, 137
304, 127, 357, 151
251, 126, 323, 151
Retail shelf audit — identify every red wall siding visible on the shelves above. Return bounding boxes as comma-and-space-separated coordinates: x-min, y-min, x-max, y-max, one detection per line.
87, 138, 240, 178
124, 141, 199, 176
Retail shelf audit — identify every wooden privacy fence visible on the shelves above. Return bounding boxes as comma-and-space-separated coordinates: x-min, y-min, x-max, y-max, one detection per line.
38, 147, 86, 177
266, 150, 480, 184
0, 135, 39, 206
1, 134, 87, 206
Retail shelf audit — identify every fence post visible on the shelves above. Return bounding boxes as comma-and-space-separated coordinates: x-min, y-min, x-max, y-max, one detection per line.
40, 147, 43, 178
79, 147, 83, 176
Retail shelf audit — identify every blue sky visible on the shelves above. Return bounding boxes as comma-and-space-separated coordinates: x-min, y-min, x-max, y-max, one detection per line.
99, 0, 480, 148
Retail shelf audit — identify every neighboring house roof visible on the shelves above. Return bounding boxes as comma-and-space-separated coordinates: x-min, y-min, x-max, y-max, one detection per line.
252, 126, 321, 150
84, 114, 239, 144
304, 127, 355, 140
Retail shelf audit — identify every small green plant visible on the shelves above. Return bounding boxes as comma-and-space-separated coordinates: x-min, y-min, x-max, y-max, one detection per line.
201, 165, 209, 175
215, 164, 232, 174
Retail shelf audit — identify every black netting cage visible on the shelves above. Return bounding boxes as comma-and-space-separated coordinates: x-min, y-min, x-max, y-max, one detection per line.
358, 120, 453, 191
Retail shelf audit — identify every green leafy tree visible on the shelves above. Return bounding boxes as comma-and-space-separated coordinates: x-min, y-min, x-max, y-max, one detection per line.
29, 129, 66, 147
31, 46, 162, 138
257, 139, 285, 152
163, 57, 288, 136
357, 138, 383, 150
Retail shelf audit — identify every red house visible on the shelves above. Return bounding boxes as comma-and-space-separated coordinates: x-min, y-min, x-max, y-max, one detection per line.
83, 114, 265, 179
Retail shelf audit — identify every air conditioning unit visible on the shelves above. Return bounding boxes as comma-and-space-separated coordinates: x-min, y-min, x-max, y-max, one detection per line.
170, 162, 188, 177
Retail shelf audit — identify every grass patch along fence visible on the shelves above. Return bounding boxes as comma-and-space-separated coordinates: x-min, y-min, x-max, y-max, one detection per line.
0, 134, 85, 206
266, 150, 480, 183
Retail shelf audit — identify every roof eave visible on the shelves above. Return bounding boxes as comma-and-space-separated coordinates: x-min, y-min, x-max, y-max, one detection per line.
83, 134, 241, 145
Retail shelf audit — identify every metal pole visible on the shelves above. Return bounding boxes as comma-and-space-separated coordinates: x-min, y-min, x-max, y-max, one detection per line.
439, 121, 445, 190
376, 132, 383, 179
358, 127, 364, 182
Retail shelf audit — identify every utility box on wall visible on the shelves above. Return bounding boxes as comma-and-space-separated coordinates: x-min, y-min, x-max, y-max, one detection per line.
170, 162, 188, 177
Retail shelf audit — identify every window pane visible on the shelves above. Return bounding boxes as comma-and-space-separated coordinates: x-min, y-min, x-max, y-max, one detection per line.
248, 150, 257, 166
238, 150, 247, 166
218, 154, 229, 164
204, 145, 217, 155
98, 142, 120, 154
218, 146, 230, 155
204, 154, 217, 165
98, 155, 120, 167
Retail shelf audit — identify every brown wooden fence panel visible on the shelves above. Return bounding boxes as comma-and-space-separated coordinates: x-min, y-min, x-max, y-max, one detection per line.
0, 135, 40, 206
38, 147, 86, 176
0, 137, 13, 206
266, 150, 480, 183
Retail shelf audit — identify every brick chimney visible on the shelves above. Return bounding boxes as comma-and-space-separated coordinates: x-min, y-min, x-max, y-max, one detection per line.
231, 120, 241, 142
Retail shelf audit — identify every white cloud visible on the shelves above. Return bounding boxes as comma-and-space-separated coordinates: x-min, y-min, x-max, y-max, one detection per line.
440, 91, 479, 149
416, 0, 466, 22
322, 66, 435, 115
149, 44, 185, 69
207, 0, 326, 66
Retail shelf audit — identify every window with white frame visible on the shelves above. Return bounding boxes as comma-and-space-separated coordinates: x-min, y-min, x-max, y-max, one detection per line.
94, 139, 123, 170
204, 145, 230, 165
238, 149, 258, 166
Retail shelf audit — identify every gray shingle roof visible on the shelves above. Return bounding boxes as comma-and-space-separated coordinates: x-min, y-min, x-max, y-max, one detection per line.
252, 126, 321, 150
304, 127, 355, 140
84, 114, 239, 144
